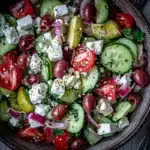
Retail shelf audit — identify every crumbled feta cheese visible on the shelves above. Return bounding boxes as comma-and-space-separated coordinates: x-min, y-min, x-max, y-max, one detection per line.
0, 14, 6, 37
118, 117, 129, 129
9, 117, 19, 127
29, 54, 41, 74
28, 119, 43, 128
43, 32, 53, 41
97, 123, 118, 135
17, 15, 33, 30
96, 98, 113, 116
68, 6, 76, 14
86, 40, 104, 55
54, 5, 69, 17
35, 104, 50, 116
17, 26, 34, 36
51, 79, 65, 98
3, 26, 20, 44
44, 39, 63, 62
29, 83, 48, 104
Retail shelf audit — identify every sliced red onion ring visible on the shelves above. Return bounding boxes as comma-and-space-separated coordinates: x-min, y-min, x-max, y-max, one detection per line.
45, 120, 68, 130
28, 113, 46, 125
53, 19, 64, 36
119, 86, 131, 98
8, 108, 24, 119
80, 0, 91, 18
86, 113, 100, 128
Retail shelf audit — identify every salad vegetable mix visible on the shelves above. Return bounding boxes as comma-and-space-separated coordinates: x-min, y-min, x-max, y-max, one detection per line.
0, 0, 149, 149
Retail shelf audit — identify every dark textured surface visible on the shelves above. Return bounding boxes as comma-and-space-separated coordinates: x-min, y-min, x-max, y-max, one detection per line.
1, 0, 150, 150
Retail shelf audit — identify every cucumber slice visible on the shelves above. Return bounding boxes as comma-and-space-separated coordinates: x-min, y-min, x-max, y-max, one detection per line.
67, 16, 82, 49
64, 103, 84, 133
115, 38, 137, 59
84, 127, 102, 145
61, 89, 82, 104
40, 0, 62, 16
81, 66, 99, 93
112, 101, 132, 122
95, 0, 109, 24
101, 44, 133, 74
0, 37, 17, 56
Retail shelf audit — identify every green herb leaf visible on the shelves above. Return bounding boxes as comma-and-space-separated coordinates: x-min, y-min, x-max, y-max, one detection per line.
54, 129, 64, 137
133, 29, 145, 43
122, 28, 133, 39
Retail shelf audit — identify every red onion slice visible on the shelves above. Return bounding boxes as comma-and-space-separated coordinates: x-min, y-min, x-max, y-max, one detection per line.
8, 108, 24, 119
45, 120, 68, 130
80, 0, 91, 18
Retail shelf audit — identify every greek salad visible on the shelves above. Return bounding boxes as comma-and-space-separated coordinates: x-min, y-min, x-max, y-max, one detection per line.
0, 0, 149, 149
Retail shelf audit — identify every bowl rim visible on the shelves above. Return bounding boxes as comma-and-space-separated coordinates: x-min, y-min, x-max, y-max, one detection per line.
1, 0, 150, 150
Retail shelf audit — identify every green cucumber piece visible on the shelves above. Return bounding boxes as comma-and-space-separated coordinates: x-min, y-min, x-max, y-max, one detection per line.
101, 44, 133, 74
84, 127, 102, 145
115, 38, 137, 59
95, 0, 109, 24
40, 0, 62, 16
0, 37, 17, 56
112, 101, 132, 122
82, 66, 99, 93
64, 103, 84, 133
61, 89, 82, 104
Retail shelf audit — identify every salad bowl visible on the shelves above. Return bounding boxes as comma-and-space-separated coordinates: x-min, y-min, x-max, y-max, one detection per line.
0, 0, 150, 150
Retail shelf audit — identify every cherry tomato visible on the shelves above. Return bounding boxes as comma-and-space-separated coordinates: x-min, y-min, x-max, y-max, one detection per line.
2, 50, 19, 65
53, 59, 68, 79
132, 69, 149, 87
53, 130, 71, 150
82, 94, 96, 114
0, 63, 23, 90
9, 0, 35, 19
44, 127, 55, 143
19, 35, 35, 51
95, 81, 117, 102
40, 14, 53, 32
70, 138, 87, 150
82, 3, 96, 22
17, 127, 45, 142
116, 13, 134, 28
51, 104, 68, 121
26, 74, 41, 86
17, 53, 30, 70
99, 78, 116, 86
72, 45, 96, 72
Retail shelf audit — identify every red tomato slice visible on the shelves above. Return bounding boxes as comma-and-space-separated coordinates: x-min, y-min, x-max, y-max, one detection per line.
0, 63, 23, 90
116, 13, 134, 28
44, 127, 55, 143
18, 127, 45, 142
72, 45, 96, 72
9, 0, 35, 19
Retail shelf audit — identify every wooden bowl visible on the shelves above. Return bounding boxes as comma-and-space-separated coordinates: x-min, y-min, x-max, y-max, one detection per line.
1, 0, 150, 150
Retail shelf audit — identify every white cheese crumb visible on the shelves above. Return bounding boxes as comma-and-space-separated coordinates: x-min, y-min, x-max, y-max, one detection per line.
35, 104, 50, 116
54, 5, 69, 17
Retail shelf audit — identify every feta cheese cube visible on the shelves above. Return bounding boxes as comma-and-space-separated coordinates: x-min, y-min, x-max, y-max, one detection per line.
97, 123, 118, 135
29, 83, 48, 104
96, 99, 113, 116
9, 117, 19, 127
35, 104, 50, 116
3, 26, 20, 44
29, 54, 41, 74
51, 79, 65, 98
28, 119, 43, 128
17, 26, 34, 36
17, 15, 33, 30
86, 40, 104, 55
54, 5, 69, 17
44, 39, 63, 62
118, 117, 129, 129
43, 32, 53, 41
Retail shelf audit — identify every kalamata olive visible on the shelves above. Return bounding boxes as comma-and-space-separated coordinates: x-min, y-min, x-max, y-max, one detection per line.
51, 104, 68, 121
63, 46, 73, 63
82, 94, 96, 113
19, 35, 35, 51
70, 138, 87, 150
128, 92, 142, 105
26, 74, 41, 86
17, 53, 30, 70
82, 3, 96, 22
40, 14, 53, 32
132, 69, 149, 87
53, 59, 68, 79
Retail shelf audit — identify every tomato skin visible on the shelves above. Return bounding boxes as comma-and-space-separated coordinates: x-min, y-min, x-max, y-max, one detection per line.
72, 45, 96, 72
54, 131, 71, 150
9, 0, 35, 19
0, 63, 23, 90
44, 127, 55, 143
17, 127, 45, 142
116, 13, 134, 28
